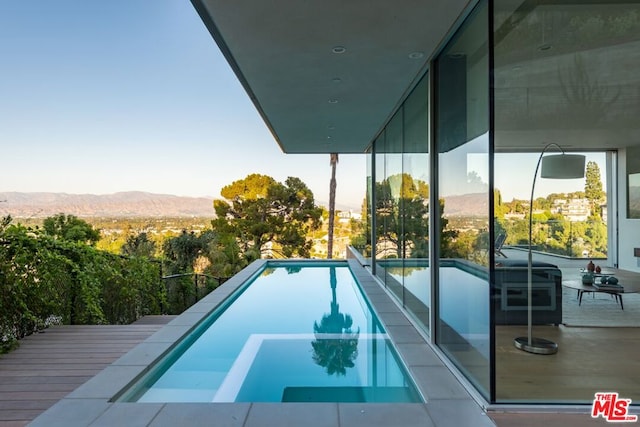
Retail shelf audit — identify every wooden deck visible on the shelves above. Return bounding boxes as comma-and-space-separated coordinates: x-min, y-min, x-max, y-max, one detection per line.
0, 316, 176, 427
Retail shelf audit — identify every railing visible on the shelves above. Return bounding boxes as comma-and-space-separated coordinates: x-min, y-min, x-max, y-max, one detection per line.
352, 217, 607, 261
161, 273, 228, 314
501, 218, 607, 259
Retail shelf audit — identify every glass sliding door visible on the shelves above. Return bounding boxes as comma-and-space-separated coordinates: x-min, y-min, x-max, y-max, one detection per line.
400, 75, 430, 330
434, 1, 491, 398
356, 147, 373, 260
371, 75, 431, 333
493, 0, 640, 403
374, 132, 389, 285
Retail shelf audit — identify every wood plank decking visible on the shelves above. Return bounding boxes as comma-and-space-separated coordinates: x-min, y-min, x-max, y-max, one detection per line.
0, 316, 176, 427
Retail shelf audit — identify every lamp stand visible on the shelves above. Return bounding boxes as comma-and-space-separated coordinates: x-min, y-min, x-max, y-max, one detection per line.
513, 143, 581, 355
513, 248, 558, 354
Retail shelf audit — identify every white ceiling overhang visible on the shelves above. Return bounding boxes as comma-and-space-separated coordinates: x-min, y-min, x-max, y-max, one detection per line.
191, 0, 472, 153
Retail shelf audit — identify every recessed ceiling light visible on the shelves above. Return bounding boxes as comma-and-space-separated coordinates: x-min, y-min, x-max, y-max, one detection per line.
408, 52, 424, 59
332, 46, 346, 54
328, 99, 339, 104
327, 136, 332, 139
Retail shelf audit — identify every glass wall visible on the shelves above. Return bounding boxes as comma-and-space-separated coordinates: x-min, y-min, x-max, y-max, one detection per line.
493, 0, 640, 403
373, 75, 431, 331
365, 0, 640, 406
434, 1, 491, 398
401, 77, 430, 330
355, 147, 374, 260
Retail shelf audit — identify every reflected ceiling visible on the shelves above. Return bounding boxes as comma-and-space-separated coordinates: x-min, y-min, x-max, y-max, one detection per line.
493, 1, 640, 152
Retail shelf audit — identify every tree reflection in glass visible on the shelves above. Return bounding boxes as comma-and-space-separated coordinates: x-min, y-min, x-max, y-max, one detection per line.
311, 267, 360, 376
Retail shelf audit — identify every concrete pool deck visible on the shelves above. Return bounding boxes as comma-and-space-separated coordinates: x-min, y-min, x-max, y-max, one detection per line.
28, 259, 496, 427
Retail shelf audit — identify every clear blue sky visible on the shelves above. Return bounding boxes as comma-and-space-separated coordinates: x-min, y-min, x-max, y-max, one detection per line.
495, 152, 607, 202
0, 1, 606, 209
0, 1, 366, 209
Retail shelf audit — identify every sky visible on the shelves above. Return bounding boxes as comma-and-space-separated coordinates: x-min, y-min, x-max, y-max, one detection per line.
466, 133, 607, 201
0, 1, 366, 209
0, 1, 607, 211
494, 152, 607, 202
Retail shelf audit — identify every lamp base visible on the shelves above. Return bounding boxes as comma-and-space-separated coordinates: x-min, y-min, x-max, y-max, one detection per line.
514, 336, 558, 355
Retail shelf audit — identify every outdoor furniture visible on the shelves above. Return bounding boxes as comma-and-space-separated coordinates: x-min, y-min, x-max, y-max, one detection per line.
495, 233, 507, 258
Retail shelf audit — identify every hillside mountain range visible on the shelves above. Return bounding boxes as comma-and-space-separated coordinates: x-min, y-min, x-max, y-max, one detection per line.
442, 193, 488, 217
0, 191, 486, 219
0, 192, 215, 218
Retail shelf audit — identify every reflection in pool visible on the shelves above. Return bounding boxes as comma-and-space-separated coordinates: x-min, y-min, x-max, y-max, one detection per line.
311, 267, 360, 376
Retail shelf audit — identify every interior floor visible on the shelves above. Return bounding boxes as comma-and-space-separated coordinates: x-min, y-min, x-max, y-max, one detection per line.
495, 324, 640, 402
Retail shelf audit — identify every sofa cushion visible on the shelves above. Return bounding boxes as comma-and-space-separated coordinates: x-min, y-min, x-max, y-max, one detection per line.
496, 259, 558, 269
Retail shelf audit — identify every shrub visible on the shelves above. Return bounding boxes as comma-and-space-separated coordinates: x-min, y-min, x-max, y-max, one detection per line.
0, 218, 164, 353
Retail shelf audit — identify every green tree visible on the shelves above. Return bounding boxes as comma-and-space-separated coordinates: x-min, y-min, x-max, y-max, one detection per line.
374, 173, 428, 258
121, 232, 156, 258
212, 174, 322, 258
162, 230, 211, 274
373, 174, 458, 259
585, 161, 604, 217
494, 190, 509, 219
205, 232, 252, 278
350, 197, 371, 256
42, 214, 100, 245
1, 215, 163, 352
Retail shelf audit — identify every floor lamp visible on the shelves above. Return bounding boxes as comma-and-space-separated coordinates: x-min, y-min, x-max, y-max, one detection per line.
514, 143, 585, 355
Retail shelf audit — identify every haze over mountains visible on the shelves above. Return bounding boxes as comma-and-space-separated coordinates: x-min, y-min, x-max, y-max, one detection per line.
0, 192, 215, 218
0, 191, 362, 218
0, 190, 489, 219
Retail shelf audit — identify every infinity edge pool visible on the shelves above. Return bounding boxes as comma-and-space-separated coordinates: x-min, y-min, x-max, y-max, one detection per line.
28, 258, 492, 427
118, 259, 421, 403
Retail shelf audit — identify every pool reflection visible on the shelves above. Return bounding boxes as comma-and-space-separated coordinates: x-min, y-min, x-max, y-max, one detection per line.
311, 267, 360, 376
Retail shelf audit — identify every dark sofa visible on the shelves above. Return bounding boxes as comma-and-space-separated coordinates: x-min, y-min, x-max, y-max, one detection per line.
493, 259, 562, 325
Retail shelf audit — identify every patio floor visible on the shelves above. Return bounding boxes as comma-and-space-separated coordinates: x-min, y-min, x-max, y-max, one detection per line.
0, 316, 175, 427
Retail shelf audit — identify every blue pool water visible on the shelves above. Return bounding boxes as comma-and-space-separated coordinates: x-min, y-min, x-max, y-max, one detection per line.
122, 262, 421, 403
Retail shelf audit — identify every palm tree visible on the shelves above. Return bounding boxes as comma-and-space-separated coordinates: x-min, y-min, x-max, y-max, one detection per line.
327, 153, 339, 259
311, 267, 359, 376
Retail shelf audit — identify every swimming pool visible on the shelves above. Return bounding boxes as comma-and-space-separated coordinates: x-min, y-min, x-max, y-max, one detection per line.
119, 261, 421, 403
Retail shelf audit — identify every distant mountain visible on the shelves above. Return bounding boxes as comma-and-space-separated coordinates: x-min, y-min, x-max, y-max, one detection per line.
316, 200, 361, 213
442, 193, 488, 217
0, 192, 215, 218
0, 191, 479, 219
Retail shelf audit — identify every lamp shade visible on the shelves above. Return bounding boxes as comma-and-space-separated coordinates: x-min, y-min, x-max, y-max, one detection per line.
540, 154, 585, 179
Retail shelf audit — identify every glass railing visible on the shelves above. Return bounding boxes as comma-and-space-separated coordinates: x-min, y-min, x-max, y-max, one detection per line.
499, 219, 607, 259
